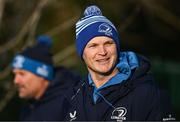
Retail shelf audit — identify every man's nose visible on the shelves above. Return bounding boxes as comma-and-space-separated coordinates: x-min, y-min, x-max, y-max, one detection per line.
98, 46, 107, 55
14, 75, 21, 85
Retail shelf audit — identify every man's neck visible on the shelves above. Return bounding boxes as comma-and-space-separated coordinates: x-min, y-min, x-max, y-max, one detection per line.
35, 80, 49, 100
90, 68, 118, 88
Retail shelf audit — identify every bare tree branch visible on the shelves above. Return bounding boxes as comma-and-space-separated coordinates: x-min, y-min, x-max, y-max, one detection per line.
24, 0, 51, 49
0, 85, 16, 112
46, 16, 79, 36
138, 0, 180, 31
0, 0, 51, 54
53, 44, 75, 65
118, 5, 140, 32
0, 65, 11, 80
0, 0, 6, 28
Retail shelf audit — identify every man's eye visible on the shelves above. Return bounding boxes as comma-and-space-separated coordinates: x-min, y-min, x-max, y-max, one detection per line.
19, 72, 25, 76
88, 44, 96, 48
105, 41, 115, 46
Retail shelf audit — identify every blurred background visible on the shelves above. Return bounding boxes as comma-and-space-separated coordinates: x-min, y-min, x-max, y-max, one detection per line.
0, 0, 179, 120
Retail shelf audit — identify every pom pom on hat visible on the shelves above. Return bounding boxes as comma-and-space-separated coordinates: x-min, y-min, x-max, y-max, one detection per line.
21, 35, 53, 65
37, 35, 52, 48
83, 5, 102, 17
76, 5, 120, 59
12, 35, 54, 81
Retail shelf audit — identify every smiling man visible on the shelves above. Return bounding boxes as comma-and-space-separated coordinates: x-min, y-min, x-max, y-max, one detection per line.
65, 5, 175, 121
83, 36, 118, 88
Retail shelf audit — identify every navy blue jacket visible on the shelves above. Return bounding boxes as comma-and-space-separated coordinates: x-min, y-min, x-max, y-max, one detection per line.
65, 55, 175, 121
19, 66, 81, 121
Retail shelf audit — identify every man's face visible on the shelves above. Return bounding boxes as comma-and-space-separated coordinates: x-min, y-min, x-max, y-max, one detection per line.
13, 69, 45, 99
83, 36, 118, 75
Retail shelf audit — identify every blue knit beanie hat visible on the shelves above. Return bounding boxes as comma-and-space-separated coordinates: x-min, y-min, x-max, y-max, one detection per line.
76, 5, 120, 59
12, 35, 54, 81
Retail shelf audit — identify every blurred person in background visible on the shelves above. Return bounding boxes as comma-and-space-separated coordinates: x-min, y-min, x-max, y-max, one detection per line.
11, 35, 81, 121
65, 5, 176, 121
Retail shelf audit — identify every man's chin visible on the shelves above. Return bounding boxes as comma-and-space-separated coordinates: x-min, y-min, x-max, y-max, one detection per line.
19, 93, 28, 99
19, 94, 25, 99
97, 70, 113, 76
98, 67, 116, 76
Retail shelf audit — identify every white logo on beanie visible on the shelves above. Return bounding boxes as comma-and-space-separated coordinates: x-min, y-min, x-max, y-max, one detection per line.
37, 65, 49, 77
13, 55, 25, 68
98, 23, 113, 36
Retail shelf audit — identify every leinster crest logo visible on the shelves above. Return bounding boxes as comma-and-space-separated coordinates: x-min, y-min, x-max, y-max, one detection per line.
98, 23, 113, 36
111, 107, 127, 121
13, 55, 25, 69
